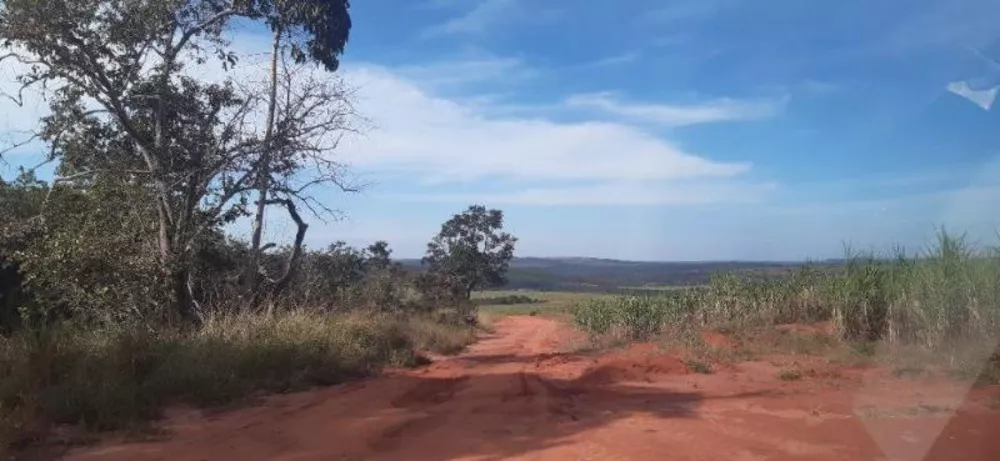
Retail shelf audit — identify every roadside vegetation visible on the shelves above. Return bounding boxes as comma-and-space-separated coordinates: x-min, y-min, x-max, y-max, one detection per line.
0, 1, 519, 453
1, 196, 511, 455
574, 230, 1000, 379
0, 195, 514, 453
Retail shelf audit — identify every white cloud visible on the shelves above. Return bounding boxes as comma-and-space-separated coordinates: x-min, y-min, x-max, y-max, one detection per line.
0, 32, 767, 208
338, 66, 752, 184
386, 180, 777, 206
564, 92, 786, 127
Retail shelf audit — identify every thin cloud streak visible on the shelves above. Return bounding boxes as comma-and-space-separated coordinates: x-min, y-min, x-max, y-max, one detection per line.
565, 92, 787, 127
384, 181, 778, 206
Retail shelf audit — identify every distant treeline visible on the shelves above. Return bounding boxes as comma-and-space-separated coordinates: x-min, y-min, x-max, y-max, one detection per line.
399, 258, 847, 293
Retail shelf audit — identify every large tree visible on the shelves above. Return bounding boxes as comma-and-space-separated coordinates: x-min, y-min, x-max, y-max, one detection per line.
0, 0, 355, 322
240, 0, 354, 308
422, 205, 517, 301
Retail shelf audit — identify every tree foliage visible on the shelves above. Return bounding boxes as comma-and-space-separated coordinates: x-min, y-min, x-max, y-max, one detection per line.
15, 181, 166, 325
0, 0, 356, 322
0, 1, 523, 336
285, 241, 410, 312
239, 0, 352, 71
422, 205, 517, 301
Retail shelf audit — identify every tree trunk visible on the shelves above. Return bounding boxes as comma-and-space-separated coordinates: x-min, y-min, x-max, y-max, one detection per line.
153, 54, 188, 322
172, 267, 201, 326
245, 26, 283, 307
266, 198, 308, 314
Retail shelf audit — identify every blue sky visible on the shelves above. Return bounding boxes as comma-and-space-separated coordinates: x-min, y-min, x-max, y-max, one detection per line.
4, 0, 1000, 261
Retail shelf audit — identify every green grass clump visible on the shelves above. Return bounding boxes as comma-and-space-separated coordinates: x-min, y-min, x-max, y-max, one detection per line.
0, 311, 475, 452
404, 317, 477, 355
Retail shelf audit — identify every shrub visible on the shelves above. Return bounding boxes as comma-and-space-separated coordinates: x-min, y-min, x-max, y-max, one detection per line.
403, 317, 477, 355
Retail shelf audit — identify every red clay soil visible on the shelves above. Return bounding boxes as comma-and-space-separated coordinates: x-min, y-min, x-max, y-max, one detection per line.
62, 316, 1000, 461
701, 330, 737, 350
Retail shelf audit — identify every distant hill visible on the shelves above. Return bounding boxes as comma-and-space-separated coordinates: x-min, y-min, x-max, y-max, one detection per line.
399, 257, 823, 293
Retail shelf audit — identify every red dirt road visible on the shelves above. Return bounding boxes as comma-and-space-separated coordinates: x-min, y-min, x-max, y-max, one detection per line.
66, 316, 1000, 461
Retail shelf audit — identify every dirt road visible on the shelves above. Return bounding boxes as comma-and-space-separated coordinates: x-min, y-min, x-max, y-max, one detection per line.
67, 316, 1000, 461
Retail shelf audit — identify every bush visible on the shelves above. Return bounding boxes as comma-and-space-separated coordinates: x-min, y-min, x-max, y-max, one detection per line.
11, 183, 170, 325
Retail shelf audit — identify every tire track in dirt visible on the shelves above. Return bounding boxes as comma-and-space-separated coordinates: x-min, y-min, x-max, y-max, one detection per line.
62, 316, 1000, 461
389, 377, 469, 408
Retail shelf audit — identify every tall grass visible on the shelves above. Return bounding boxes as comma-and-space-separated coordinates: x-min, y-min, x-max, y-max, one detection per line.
574, 294, 699, 340
574, 230, 1000, 349
0, 311, 475, 452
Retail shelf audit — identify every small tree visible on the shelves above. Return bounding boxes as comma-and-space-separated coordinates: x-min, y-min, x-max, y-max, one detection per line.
422, 205, 517, 303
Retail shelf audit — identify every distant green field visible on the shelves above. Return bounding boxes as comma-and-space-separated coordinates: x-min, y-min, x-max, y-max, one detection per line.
619, 285, 694, 292
473, 290, 608, 316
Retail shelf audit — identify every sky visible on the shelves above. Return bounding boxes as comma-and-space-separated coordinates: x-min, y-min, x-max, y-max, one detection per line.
4, 0, 1000, 261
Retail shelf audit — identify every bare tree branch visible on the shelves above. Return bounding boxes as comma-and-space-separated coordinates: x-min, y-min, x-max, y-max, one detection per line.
172, 9, 239, 58
0, 132, 40, 157
264, 197, 308, 309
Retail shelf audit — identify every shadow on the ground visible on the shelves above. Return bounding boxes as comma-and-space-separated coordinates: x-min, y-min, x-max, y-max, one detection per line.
49, 335, 1000, 461
56, 358, 794, 461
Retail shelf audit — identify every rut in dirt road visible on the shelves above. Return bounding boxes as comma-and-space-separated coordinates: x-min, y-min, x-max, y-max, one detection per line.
66, 316, 1000, 461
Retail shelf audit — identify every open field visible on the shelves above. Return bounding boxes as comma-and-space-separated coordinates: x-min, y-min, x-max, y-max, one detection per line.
59, 315, 1000, 461
473, 291, 611, 332
473, 290, 611, 314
